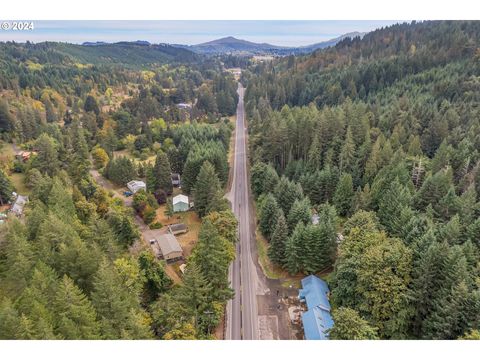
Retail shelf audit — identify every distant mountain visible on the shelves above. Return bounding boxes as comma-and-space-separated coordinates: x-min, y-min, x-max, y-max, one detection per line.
295, 31, 366, 54
175, 33, 367, 56
187, 36, 288, 54
82, 41, 109, 46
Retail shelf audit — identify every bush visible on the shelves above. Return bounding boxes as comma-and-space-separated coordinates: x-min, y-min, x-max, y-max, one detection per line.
149, 222, 163, 229
92, 147, 109, 169
154, 189, 167, 205
143, 205, 157, 224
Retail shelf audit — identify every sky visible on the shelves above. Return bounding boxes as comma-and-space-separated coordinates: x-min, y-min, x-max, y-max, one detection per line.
0, 20, 403, 46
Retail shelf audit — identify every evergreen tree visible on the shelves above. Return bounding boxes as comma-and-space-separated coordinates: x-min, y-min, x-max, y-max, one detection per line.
84, 95, 100, 115
251, 162, 279, 198
268, 210, 288, 266
284, 222, 304, 275
53, 275, 100, 339
274, 176, 303, 217
0, 298, 22, 339
304, 204, 337, 273
32, 133, 59, 177
259, 193, 281, 240
189, 219, 235, 302
175, 262, 212, 333
287, 197, 312, 233
339, 127, 356, 174
193, 161, 225, 218
150, 150, 173, 195
377, 178, 413, 236
0, 99, 13, 133
0, 169, 13, 206
90, 259, 153, 339
333, 173, 354, 216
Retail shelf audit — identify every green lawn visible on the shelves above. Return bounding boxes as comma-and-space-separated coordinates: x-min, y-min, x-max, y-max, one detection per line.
10, 173, 31, 195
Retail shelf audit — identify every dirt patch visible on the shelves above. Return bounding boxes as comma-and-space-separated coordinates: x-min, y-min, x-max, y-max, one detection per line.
165, 263, 182, 284
214, 313, 225, 340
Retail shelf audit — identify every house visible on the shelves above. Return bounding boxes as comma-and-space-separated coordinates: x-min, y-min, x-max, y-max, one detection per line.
15, 151, 36, 162
171, 173, 181, 187
10, 194, 29, 217
168, 223, 188, 235
299, 275, 334, 340
173, 194, 189, 212
127, 180, 146, 194
157, 233, 183, 262
176, 103, 192, 110
143, 230, 183, 262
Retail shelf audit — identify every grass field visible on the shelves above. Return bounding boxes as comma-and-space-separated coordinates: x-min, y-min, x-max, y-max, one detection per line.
10, 173, 31, 195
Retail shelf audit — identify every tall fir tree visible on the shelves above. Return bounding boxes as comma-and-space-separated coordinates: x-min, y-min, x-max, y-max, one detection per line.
193, 161, 225, 218
333, 173, 354, 216
268, 210, 288, 266
151, 150, 173, 195
259, 193, 281, 240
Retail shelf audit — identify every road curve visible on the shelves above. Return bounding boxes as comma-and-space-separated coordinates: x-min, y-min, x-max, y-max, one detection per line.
226, 83, 259, 340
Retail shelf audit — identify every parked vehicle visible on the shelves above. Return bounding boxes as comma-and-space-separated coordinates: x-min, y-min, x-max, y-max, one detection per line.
123, 191, 133, 197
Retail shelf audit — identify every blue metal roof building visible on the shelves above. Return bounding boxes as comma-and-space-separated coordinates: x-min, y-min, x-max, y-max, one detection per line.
299, 275, 334, 340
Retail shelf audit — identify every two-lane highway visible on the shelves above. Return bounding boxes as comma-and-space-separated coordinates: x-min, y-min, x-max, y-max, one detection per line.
226, 83, 259, 340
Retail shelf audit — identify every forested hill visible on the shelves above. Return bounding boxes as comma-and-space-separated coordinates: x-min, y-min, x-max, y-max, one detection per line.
0, 41, 199, 68
246, 20, 480, 340
244, 20, 480, 109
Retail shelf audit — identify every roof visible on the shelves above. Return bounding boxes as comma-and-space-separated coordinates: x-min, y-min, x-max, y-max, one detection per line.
11, 195, 28, 215
302, 307, 334, 340
127, 180, 146, 192
173, 194, 189, 205
299, 275, 331, 311
299, 275, 333, 340
168, 223, 187, 232
157, 233, 182, 256
176, 103, 192, 109
127, 180, 146, 187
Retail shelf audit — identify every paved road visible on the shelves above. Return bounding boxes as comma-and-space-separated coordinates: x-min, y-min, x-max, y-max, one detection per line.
226, 83, 259, 340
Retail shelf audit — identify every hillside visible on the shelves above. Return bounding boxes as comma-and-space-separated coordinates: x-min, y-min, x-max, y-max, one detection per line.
245, 20, 480, 340
35, 41, 198, 66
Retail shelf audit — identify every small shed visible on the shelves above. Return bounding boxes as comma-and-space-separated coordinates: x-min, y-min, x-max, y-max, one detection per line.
173, 194, 189, 212
157, 233, 183, 262
171, 173, 181, 187
127, 180, 146, 194
168, 223, 188, 235
299, 275, 334, 340
10, 194, 28, 217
